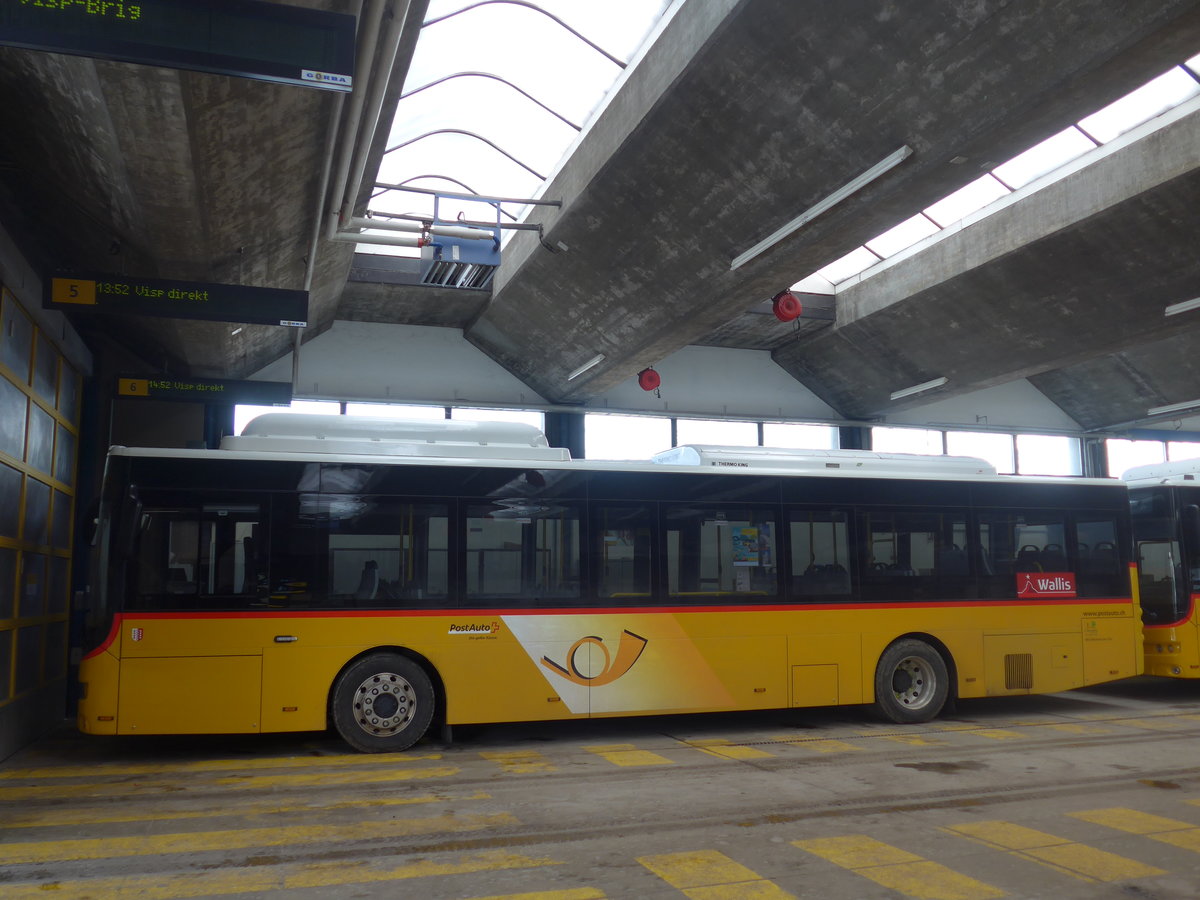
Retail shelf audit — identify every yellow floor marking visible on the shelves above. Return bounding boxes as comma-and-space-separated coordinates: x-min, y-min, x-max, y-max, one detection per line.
1043, 724, 1113, 736
467, 891, 605, 900
639, 849, 795, 899
946, 821, 1164, 882
687, 738, 775, 760
0, 811, 517, 865
0, 751, 444, 780
794, 835, 1004, 900
965, 729, 1025, 741
583, 743, 673, 767
1071, 808, 1200, 853
210, 765, 460, 788
786, 738, 863, 754
1070, 808, 1196, 835
0, 765, 460, 802
1111, 717, 1190, 732
868, 733, 947, 747
480, 750, 558, 774
0, 790, 492, 829
0, 849, 556, 900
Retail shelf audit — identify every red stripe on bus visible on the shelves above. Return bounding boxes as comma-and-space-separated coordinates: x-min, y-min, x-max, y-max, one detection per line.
107, 597, 1136, 621
1144, 593, 1200, 631
82, 617, 122, 660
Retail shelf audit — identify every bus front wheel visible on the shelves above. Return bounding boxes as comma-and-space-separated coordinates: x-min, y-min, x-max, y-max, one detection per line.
332, 653, 435, 752
873, 639, 948, 724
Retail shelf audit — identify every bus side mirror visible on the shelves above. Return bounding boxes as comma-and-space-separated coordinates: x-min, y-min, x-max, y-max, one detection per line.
1184, 504, 1200, 549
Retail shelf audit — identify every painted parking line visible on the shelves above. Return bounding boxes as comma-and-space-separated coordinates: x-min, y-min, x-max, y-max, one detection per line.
686, 739, 775, 761
0, 791, 492, 830
0, 849, 558, 900
480, 751, 558, 774
639, 849, 795, 899
945, 820, 1164, 882
794, 834, 1005, 900
583, 744, 673, 767
1110, 717, 1192, 732
467, 891, 605, 900
1071, 808, 1200, 853
963, 729, 1025, 741
0, 751, 445, 780
1042, 724, 1114, 736
0, 811, 518, 865
0, 764, 461, 802
780, 738, 863, 754
859, 732, 946, 747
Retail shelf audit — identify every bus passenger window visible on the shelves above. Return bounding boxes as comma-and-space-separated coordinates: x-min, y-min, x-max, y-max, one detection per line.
131, 502, 263, 609
466, 502, 581, 604
325, 499, 448, 606
789, 510, 850, 597
858, 511, 967, 602
976, 511, 1066, 599
1076, 516, 1123, 598
666, 506, 777, 599
596, 505, 653, 600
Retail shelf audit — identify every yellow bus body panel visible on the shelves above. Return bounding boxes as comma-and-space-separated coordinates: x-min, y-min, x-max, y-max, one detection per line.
77, 596, 1143, 737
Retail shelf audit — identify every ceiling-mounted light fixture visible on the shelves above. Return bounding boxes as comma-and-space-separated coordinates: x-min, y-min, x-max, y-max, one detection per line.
730, 145, 913, 270
1147, 399, 1200, 417
1164, 297, 1200, 317
567, 354, 605, 381
890, 376, 948, 401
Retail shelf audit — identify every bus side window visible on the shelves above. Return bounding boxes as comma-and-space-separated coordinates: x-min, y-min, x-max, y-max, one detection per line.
595, 504, 654, 601
788, 509, 850, 597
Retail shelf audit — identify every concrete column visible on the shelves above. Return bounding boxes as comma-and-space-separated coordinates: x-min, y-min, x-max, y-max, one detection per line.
544, 411, 586, 459
1082, 437, 1109, 478
838, 426, 872, 451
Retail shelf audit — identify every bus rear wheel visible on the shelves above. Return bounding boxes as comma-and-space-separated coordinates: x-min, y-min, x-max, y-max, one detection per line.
874, 639, 949, 724
332, 653, 435, 753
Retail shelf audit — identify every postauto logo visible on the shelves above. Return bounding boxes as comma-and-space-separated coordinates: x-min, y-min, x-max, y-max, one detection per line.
541, 629, 648, 687
448, 621, 501, 635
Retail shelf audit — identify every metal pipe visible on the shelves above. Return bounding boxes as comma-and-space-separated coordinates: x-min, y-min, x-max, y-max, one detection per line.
341, 0, 414, 227
329, 232, 422, 247
349, 216, 495, 241
326, 0, 386, 240
374, 182, 561, 206
366, 210, 538, 232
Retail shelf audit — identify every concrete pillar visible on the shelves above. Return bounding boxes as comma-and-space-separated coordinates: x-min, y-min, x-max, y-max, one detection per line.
544, 411, 586, 459
1082, 437, 1109, 478
838, 426, 872, 451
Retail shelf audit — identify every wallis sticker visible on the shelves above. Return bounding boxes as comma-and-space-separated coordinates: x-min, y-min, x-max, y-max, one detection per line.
1016, 572, 1077, 598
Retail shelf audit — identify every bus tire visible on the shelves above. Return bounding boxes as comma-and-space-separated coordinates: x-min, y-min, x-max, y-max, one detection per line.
332, 653, 435, 753
873, 639, 948, 724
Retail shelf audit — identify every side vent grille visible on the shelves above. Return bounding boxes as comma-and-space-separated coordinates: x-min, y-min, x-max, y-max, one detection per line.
1005, 653, 1034, 690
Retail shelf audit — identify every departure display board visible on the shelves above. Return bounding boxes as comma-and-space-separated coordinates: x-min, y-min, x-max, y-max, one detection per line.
1, 0, 355, 92
118, 375, 292, 404
46, 272, 308, 327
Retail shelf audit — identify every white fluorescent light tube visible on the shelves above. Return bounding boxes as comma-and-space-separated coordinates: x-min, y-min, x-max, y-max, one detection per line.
567, 354, 605, 381
1147, 398, 1200, 417
731, 145, 914, 270
1165, 297, 1200, 317
890, 376, 948, 401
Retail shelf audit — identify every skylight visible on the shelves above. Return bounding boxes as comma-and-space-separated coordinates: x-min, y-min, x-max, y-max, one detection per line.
792, 56, 1200, 290
361, 0, 671, 255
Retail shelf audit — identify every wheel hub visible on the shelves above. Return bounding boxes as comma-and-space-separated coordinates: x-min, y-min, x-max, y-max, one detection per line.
353, 672, 415, 736
892, 656, 932, 708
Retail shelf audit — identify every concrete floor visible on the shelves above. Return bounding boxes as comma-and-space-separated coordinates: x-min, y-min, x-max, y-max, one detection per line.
4, 677, 1200, 899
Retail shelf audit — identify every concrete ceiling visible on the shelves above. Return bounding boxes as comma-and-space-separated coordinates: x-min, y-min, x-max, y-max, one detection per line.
2, 0, 1199, 433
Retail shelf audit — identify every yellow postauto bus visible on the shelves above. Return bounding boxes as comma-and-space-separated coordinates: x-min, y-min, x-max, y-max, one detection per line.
78, 414, 1142, 752
1124, 459, 1200, 678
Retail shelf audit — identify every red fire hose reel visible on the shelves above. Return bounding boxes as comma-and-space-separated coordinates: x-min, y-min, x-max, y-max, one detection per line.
637, 367, 661, 392
771, 290, 803, 322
